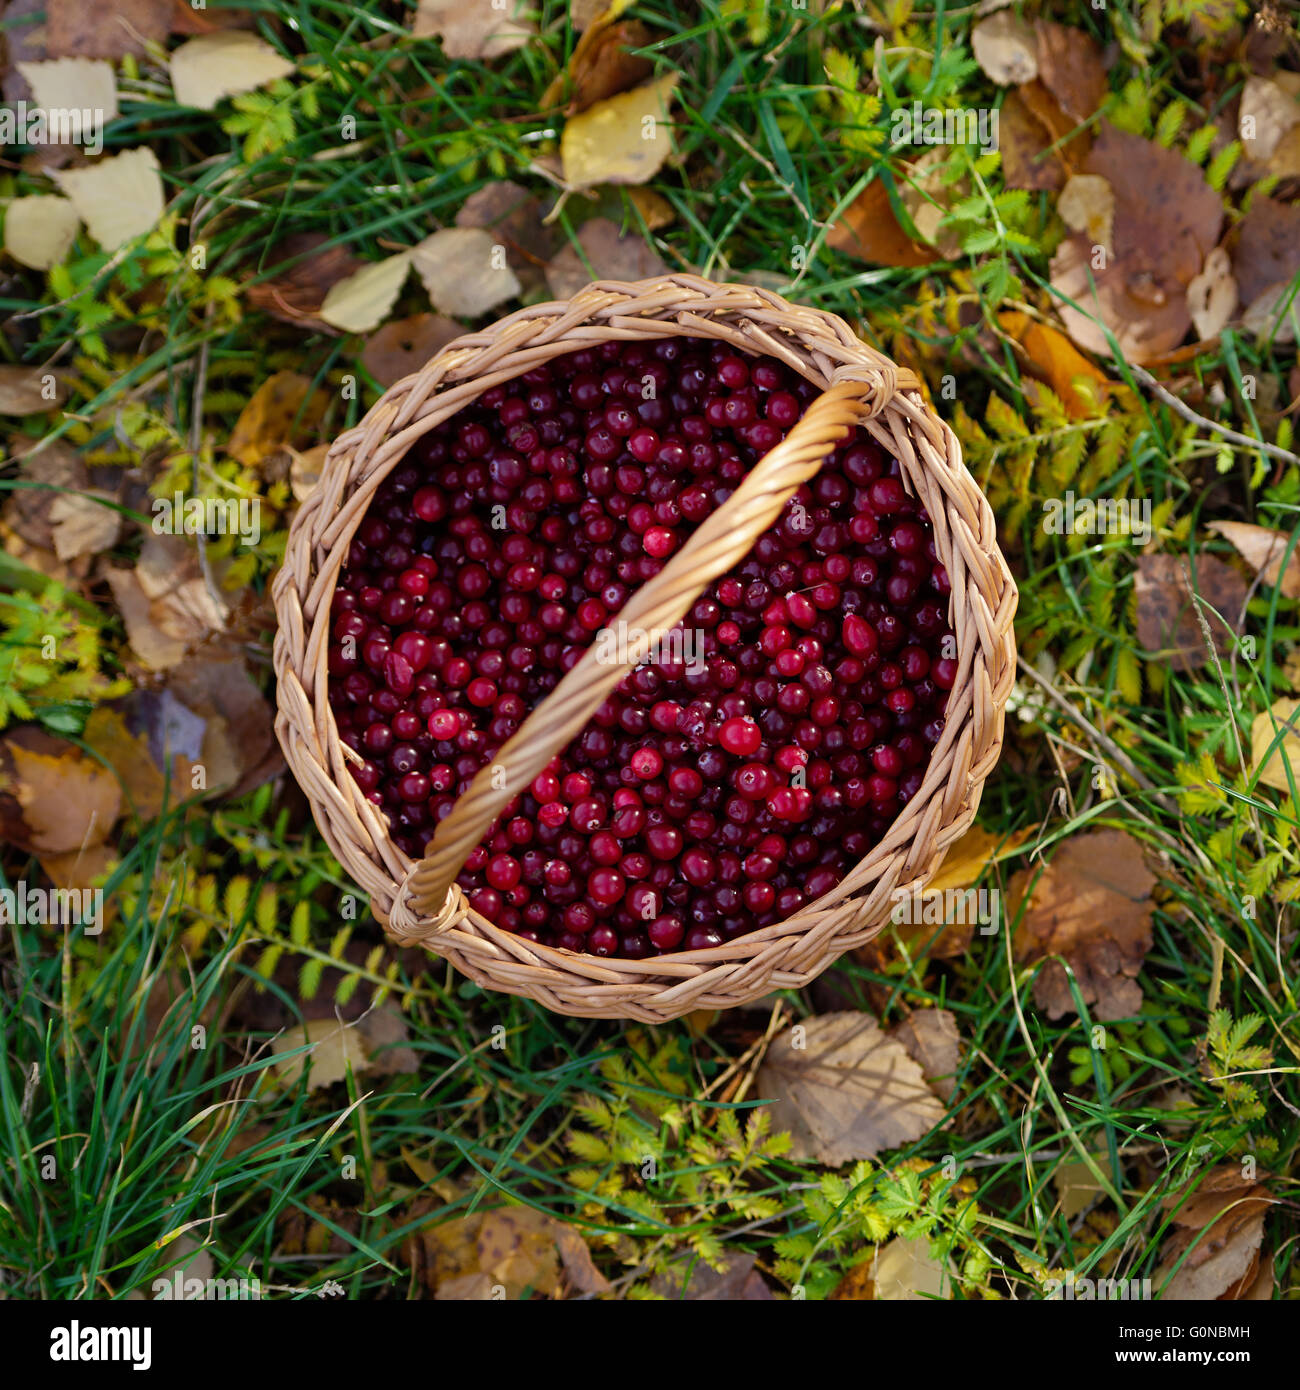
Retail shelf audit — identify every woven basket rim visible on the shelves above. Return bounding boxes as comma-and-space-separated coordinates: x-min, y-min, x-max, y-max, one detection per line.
272, 273, 1018, 1022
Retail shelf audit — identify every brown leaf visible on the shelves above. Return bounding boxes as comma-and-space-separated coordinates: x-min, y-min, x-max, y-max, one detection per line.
82, 707, 168, 822
46, 0, 171, 59
361, 313, 463, 388
355, 1005, 420, 1076
455, 180, 557, 292
998, 311, 1108, 418
168, 0, 254, 35
1050, 123, 1223, 362
410, 0, 535, 59
1186, 245, 1238, 341
554, 1226, 612, 1294
1018, 79, 1089, 167
6, 743, 121, 855
272, 1020, 372, 1092
872, 1236, 953, 1301
1157, 1165, 1273, 1300
1012, 829, 1155, 1021
2, 0, 50, 104
289, 443, 329, 502
889, 1009, 962, 1102
756, 1012, 947, 1166
1208, 519, 1300, 599
545, 217, 669, 298
105, 535, 230, 671
971, 11, 1039, 86
651, 1251, 772, 1300
827, 179, 938, 267
39, 841, 118, 901
1034, 21, 1108, 124
0, 366, 68, 415
475, 1208, 561, 1297
1250, 697, 1300, 792
997, 88, 1067, 192
1057, 174, 1114, 253
566, 20, 654, 113
227, 371, 328, 467
1231, 196, 1300, 307
49, 490, 120, 562
0, 440, 92, 583
1134, 552, 1248, 672
165, 652, 280, 798
246, 233, 366, 330
626, 186, 675, 231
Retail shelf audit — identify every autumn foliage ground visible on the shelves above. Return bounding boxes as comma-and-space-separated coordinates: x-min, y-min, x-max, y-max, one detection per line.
0, 0, 1298, 1304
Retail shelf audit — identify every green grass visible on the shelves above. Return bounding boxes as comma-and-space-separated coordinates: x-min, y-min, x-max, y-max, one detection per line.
2, 0, 1299, 1299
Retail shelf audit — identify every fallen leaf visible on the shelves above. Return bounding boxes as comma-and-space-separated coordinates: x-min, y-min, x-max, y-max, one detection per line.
16, 58, 118, 122
626, 185, 675, 230
455, 180, 557, 292
998, 312, 1108, 418
1054, 1154, 1115, 1218
1049, 123, 1223, 363
651, 1251, 772, 1300
873, 1236, 952, 1301
971, 11, 1038, 86
39, 841, 118, 897
1186, 245, 1237, 341
1238, 74, 1300, 164
1018, 77, 1090, 168
49, 490, 120, 561
997, 87, 1067, 192
1251, 698, 1300, 792
53, 148, 165, 252
554, 1226, 612, 1294
563, 20, 654, 113
82, 707, 168, 822
46, 0, 171, 58
1241, 279, 1298, 345
828, 1258, 875, 1300
1157, 1165, 1272, 1300
4, 195, 81, 270
105, 535, 229, 671
0, 440, 91, 582
2, 0, 50, 104
272, 1019, 371, 1091
289, 443, 329, 502
246, 232, 366, 330
1034, 20, 1107, 123
434, 1272, 494, 1300
410, 0, 535, 59
889, 1009, 962, 1102
1057, 174, 1114, 252
360, 313, 462, 387
170, 31, 295, 110
1011, 828, 1155, 1021
475, 1208, 562, 1297
0, 365, 68, 415
355, 1005, 419, 1076
1208, 520, 1300, 599
544, 216, 669, 297
560, 72, 679, 189
756, 1012, 947, 1166
227, 371, 328, 467
8, 743, 121, 855
165, 653, 280, 798
571, 0, 611, 30
1231, 196, 1300, 306
1134, 552, 1248, 671
898, 150, 968, 257
411, 227, 521, 318
827, 178, 938, 267
319, 252, 412, 334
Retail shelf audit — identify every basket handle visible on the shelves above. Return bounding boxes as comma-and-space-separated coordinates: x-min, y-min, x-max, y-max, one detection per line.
401, 374, 897, 922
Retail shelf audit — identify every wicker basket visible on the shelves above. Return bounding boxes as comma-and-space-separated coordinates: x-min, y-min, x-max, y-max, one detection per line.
272, 274, 1017, 1022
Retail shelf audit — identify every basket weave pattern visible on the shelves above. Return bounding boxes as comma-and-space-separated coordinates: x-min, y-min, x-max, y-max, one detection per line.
273, 274, 1017, 1021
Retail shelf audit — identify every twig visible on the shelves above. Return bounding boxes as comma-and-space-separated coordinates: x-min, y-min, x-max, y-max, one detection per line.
1126, 360, 1300, 469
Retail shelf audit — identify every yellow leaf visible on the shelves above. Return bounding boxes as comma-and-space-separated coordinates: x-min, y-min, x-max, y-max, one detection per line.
561, 72, 679, 188
227, 370, 328, 467
1251, 697, 1300, 791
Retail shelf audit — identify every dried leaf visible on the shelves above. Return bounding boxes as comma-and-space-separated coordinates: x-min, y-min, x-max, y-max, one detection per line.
1186, 245, 1238, 341
998, 311, 1108, 419
756, 1012, 947, 1165
827, 179, 938, 267
170, 31, 295, 111
455, 180, 557, 292
247, 232, 366, 330
1134, 552, 1248, 672
318, 252, 412, 334
0, 366, 68, 415
889, 1008, 962, 1102
411, 227, 521, 318
626, 186, 675, 230
105, 536, 229, 671
1034, 20, 1107, 123
289, 443, 329, 502
544, 216, 668, 298
898, 150, 968, 257
361, 313, 463, 388
1231, 196, 1300, 307
1208, 520, 1300, 599
1012, 828, 1155, 1021
49, 490, 120, 561
46, 0, 171, 58
1157, 1166, 1272, 1300
273, 1020, 371, 1091
16, 58, 118, 121
997, 87, 1066, 192
554, 1226, 612, 1294
165, 653, 279, 798
1049, 124, 1222, 363
971, 11, 1038, 86
651, 1251, 772, 1300
410, 0, 535, 59
565, 20, 654, 113
1250, 697, 1300, 792
82, 707, 168, 822
873, 1236, 952, 1301
1240, 280, 1298, 345
4, 195, 81, 270
560, 72, 679, 189
53, 148, 165, 252
8, 743, 121, 854
227, 371, 328, 467
1057, 174, 1113, 253
1054, 1154, 1115, 1218
355, 1006, 419, 1076
1238, 74, 1300, 164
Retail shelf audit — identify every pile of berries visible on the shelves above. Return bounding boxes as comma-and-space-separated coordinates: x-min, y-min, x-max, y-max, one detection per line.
327, 337, 956, 958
